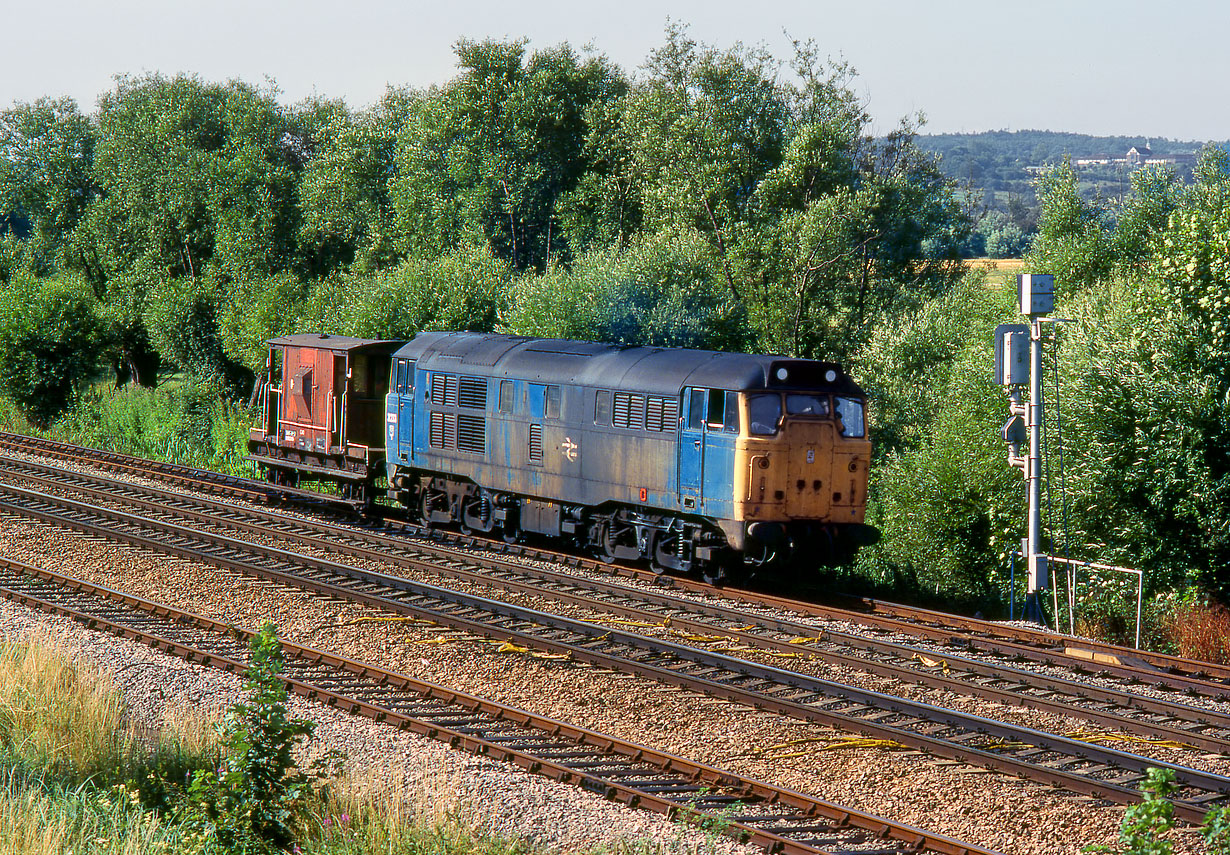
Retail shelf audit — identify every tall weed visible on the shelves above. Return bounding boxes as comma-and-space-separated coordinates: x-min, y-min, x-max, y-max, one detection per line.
1162, 598, 1230, 664
51, 380, 253, 476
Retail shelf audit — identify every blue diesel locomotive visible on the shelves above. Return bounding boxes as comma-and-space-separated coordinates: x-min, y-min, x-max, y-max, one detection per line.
249, 331, 876, 579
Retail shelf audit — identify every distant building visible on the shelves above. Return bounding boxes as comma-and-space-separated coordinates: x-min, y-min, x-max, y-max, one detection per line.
1073, 143, 1197, 169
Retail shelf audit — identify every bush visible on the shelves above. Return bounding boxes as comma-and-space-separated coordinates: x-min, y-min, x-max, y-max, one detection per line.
850, 272, 1023, 609
0, 273, 105, 427
182, 625, 339, 855
53, 380, 253, 476
297, 243, 507, 340
500, 230, 749, 351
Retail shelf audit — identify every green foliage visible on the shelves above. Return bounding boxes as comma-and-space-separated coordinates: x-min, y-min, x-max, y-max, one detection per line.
296, 90, 413, 275
391, 39, 624, 270
0, 273, 105, 426
1205, 804, 1230, 853
143, 273, 237, 386
1111, 164, 1180, 270
1086, 767, 1176, 855
849, 273, 1022, 606
297, 243, 508, 340
500, 230, 748, 350
621, 25, 786, 240
54, 380, 252, 476
0, 97, 97, 275
1026, 157, 1115, 289
83, 73, 297, 283
218, 273, 309, 374
183, 625, 337, 855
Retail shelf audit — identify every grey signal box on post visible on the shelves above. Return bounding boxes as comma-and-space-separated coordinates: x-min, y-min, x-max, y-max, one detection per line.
1018, 274, 1054, 316
994, 323, 1029, 386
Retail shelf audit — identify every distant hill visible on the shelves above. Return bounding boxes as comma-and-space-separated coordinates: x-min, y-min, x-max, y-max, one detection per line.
915, 130, 1224, 211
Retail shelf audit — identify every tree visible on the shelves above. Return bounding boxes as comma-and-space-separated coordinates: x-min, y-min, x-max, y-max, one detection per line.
737, 44, 967, 361
619, 23, 788, 277
1112, 164, 1181, 272
1025, 157, 1114, 289
0, 97, 97, 274
76, 73, 299, 385
296, 243, 508, 341
500, 229, 749, 351
0, 274, 105, 426
295, 89, 414, 275
391, 40, 625, 269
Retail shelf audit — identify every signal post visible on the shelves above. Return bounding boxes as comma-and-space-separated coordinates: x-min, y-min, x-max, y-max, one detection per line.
995, 274, 1053, 625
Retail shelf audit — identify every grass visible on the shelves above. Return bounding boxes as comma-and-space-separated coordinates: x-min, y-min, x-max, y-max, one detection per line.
0, 633, 734, 855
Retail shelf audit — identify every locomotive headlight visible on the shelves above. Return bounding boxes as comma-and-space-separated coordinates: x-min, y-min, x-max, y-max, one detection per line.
775, 367, 788, 381
824, 369, 837, 383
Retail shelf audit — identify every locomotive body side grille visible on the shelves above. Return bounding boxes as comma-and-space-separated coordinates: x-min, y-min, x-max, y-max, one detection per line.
456, 414, 486, 454
528, 424, 543, 463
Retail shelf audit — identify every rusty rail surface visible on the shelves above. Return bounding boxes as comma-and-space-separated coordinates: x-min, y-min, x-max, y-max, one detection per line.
0, 557, 997, 855
0, 477, 1227, 823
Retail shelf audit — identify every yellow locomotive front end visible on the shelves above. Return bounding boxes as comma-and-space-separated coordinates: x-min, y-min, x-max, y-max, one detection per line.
729, 388, 875, 566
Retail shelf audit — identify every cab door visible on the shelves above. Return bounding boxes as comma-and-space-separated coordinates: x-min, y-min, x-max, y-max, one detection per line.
397, 360, 415, 461
678, 388, 704, 511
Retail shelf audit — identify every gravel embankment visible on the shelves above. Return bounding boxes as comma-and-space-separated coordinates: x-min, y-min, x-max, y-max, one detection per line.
0, 595, 765, 855
0, 455, 1219, 854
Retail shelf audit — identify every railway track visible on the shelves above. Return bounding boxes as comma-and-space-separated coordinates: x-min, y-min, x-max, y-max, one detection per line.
2, 454, 1229, 755
0, 475, 1228, 823
0, 557, 998, 855
3, 430, 1225, 692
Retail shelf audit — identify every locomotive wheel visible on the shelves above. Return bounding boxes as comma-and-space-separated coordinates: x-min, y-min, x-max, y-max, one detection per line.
500, 513, 521, 544
594, 521, 619, 564
418, 489, 435, 529
649, 532, 681, 575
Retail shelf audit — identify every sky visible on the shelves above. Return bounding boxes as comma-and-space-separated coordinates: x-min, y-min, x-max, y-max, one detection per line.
4, 0, 1229, 140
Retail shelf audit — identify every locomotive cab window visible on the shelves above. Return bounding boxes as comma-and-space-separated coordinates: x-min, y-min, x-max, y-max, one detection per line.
687, 388, 705, 430
746, 394, 782, 436
706, 389, 738, 433
835, 397, 865, 438
499, 380, 514, 413
786, 394, 828, 416
546, 385, 562, 419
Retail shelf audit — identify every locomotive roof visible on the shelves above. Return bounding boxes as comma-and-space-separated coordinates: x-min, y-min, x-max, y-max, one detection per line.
268, 334, 404, 354
393, 332, 860, 396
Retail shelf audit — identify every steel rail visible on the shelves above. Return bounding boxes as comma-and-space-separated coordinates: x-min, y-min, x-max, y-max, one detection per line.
3, 431, 1228, 687
0, 558, 998, 855
0, 481, 1227, 823
4, 453, 1228, 753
